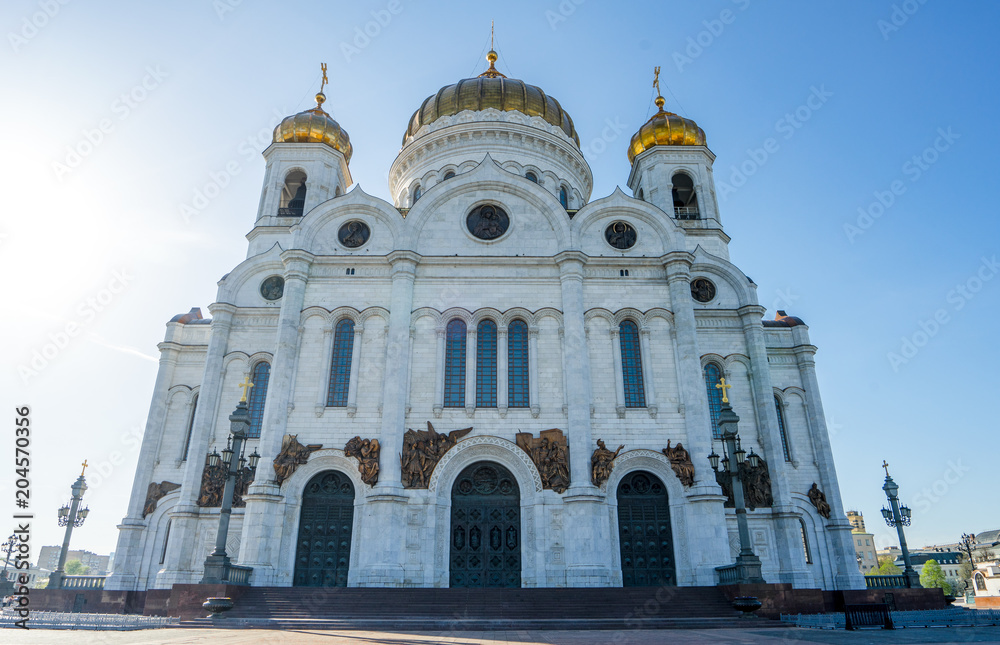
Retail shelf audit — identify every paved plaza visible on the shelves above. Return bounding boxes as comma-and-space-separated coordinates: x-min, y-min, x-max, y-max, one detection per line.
2, 628, 1000, 645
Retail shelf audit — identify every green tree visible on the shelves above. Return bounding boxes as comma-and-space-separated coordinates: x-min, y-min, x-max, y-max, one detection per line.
64, 560, 89, 575
919, 559, 953, 596
873, 556, 901, 575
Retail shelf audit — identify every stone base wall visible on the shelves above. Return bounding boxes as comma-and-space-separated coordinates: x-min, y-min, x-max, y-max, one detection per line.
27, 589, 145, 614
973, 596, 1000, 608
719, 583, 947, 618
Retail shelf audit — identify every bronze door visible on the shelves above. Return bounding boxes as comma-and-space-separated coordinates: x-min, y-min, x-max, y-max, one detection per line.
293, 470, 355, 587
450, 462, 521, 588
617, 470, 676, 586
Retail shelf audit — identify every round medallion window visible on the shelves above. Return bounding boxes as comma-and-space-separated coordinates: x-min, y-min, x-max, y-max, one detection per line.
466, 204, 510, 240
690, 278, 716, 303
605, 221, 637, 250
260, 275, 284, 301
338, 220, 370, 248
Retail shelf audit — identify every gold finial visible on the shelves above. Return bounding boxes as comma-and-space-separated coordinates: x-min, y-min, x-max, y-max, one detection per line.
882, 460, 890, 476
716, 377, 732, 403
81, 460, 88, 477
479, 22, 506, 78
316, 62, 328, 108
653, 66, 665, 110
238, 376, 255, 403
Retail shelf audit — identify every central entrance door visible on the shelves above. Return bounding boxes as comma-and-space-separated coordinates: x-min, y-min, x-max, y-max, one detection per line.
450, 462, 521, 588
617, 470, 676, 586
293, 470, 355, 587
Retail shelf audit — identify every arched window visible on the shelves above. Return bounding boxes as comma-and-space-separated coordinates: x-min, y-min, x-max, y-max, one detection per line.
327, 319, 355, 407
525, 171, 538, 183
799, 519, 812, 564
774, 396, 791, 461
704, 363, 723, 439
247, 361, 271, 438
279, 171, 307, 217
159, 520, 171, 564
559, 186, 569, 209
672, 173, 698, 219
976, 573, 987, 591
619, 321, 645, 407
444, 171, 455, 180
181, 394, 198, 461
412, 185, 421, 203
476, 320, 497, 408
444, 319, 466, 407
508, 320, 529, 407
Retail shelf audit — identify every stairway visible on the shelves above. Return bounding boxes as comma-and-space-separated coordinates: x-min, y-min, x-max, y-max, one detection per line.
180, 586, 787, 630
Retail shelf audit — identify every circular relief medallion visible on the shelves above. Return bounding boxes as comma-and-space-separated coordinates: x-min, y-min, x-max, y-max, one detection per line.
466, 204, 510, 240
690, 278, 716, 303
260, 275, 284, 301
338, 220, 371, 248
605, 221, 637, 250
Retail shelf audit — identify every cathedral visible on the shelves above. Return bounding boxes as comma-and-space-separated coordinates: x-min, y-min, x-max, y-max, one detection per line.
107, 52, 863, 592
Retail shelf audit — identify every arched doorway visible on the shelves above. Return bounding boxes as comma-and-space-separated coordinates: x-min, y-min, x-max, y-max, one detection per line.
450, 462, 521, 588
293, 470, 355, 587
617, 470, 676, 587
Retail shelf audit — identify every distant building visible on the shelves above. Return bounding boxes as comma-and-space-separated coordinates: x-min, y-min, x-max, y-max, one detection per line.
894, 551, 962, 592
973, 559, 1000, 608
36, 547, 111, 575
847, 511, 878, 572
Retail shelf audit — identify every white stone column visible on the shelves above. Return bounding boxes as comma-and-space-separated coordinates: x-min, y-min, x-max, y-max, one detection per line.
528, 326, 541, 417
314, 327, 334, 417
610, 327, 626, 418
105, 335, 182, 591
639, 327, 658, 418
155, 303, 235, 587
464, 325, 477, 415
497, 326, 508, 416
433, 325, 445, 416
346, 324, 363, 416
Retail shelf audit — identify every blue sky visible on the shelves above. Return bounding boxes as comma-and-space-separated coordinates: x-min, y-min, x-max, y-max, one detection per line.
2, 0, 997, 560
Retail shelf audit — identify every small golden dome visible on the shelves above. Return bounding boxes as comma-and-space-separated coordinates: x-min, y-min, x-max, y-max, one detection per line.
627, 94, 706, 164
273, 92, 353, 162
403, 51, 579, 147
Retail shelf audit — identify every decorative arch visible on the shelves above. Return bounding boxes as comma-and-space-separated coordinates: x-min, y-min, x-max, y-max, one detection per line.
471, 308, 503, 326
290, 185, 403, 252
690, 247, 760, 308
216, 242, 286, 303
571, 187, 679, 251
429, 435, 543, 494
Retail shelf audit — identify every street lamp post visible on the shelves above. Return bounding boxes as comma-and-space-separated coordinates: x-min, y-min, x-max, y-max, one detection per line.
201, 378, 260, 585
0, 534, 17, 594
879, 461, 920, 589
708, 379, 765, 585
47, 461, 91, 589
960, 532, 978, 594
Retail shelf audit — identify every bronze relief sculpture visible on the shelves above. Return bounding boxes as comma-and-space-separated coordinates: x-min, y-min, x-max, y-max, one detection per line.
142, 481, 180, 518
197, 462, 254, 508
715, 455, 773, 510
807, 482, 832, 519
516, 429, 570, 493
401, 421, 473, 489
663, 440, 695, 488
345, 436, 380, 487
591, 439, 623, 486
273, 434, 323, 486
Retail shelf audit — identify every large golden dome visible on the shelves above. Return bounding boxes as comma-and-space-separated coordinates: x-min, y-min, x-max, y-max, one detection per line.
403, 51, 579, 147
627, 95, 706, 164
273, 92, 353, 163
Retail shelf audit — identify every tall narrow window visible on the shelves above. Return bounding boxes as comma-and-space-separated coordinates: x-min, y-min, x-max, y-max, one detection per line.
672, 173, 699, 219
619, 321, 646, 407
704, 363, 723, 439
412, 185, 421, 202
774, 396, 791, 461
444, 319, 466, 407
508, 320, 529, 408
182, 394, 198, 461
476, 320, 497, 407
799, 519, 812, 564
159, 520, 171, 564
327, 319, 355, 407
279, 171, 307, 217
559, 186, 569, 208
444, 171, 455, 180
247, 361, 271, 438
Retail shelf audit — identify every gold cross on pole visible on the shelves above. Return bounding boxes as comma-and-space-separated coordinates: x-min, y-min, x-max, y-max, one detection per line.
491, 19, 495, 50
238, 376, 255, 403
653, 65, 661, 96
80, 460, 88, 477
320, 62, 328, 94
882, 460, 890, 476
716, 377, 732, 403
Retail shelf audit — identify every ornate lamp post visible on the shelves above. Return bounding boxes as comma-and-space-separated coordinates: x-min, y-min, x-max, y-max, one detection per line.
879, 461, 920, 588
960, 532, 978, 594
47, 461, 91, 589
707, 379, 765, 585
201, 378, 261, 584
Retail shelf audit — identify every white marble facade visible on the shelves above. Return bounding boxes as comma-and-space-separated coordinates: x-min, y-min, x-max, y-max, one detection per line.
106, 61, 864, 593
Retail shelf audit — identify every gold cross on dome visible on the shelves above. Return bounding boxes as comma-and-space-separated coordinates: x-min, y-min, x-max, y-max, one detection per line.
716, 377, 731, 403
882, 460, 890, 476
80, 460, 88, 477
238, 376, 255, 403
320, 62, 328, 94
653, 66, 661, 96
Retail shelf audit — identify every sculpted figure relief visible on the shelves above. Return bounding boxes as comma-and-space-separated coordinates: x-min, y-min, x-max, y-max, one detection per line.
273, 434, 323, 486
808, 482, 832, 519
715, 456, 773, 511
591, 439, 623, 486
663, 440, 695, 488
345, 436, 380, 487
516, 429, 570, 493
197, 463, 254, 508
401, 421, 473, 489
142, 481, 180, 518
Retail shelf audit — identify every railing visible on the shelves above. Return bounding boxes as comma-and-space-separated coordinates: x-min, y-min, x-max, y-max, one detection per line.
716, 564, 739, 585
0, 610, 177, 630
225, 563, 253, 586
277, 207, 303, 217
865, 574, 908, 589
845, 603, 893, 630
783, 608, 1000, 630
61, 575, 106, 589
674, 206, 700, 220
